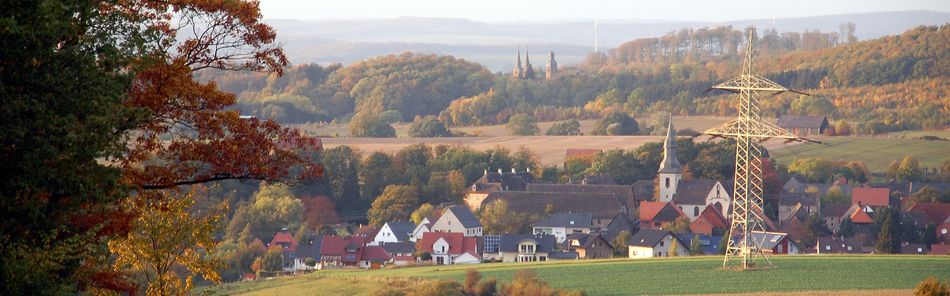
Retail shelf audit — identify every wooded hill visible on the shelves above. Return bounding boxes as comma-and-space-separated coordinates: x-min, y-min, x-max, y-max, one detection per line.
200, 24, 949, 136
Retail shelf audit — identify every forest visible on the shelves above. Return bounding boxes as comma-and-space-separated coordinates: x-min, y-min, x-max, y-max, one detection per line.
201, 24, 950, 136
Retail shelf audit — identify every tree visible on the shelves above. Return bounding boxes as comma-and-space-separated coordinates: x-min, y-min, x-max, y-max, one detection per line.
368, 185, 419, 227
874, 207, 901, 254
225, 183, 304, 240
411, 203, 436, 224
896, 155, 924, 182
718, 235, 730, 254
912, 187, 942, 203
587, 149, 646, 185
669, 238, 679, 257
464, 269, 482, 295
360, 152, 398, 201
350, 113, 396, 137
592, 111, 639, 135
613, 231, 631, 256
506, 114, 540, 136
109, 189, 225, 295
322, 146, 363, 210
838, 217, 855, 238
501, 270, 585, 296
300, 195, 339, 230
661, 216, 690, 233
410, 116, 453, 137
690, 234, 703, 255
263, 249, 284, 272
824, 186, 848, 203
802, 213, 829, 247
546, 119, 581, 135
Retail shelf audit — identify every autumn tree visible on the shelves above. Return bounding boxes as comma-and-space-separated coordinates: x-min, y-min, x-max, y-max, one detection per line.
300, 195, 340, 230
501, 270, 585, 296
410, 116, 453, 137
411, 203, 436, 224
613, 231, 631, 256
109, 189, 225, 296
661, 216, 690, 233
896, 155, 925, 182
592, 111, 639, 135
546, 119, 582, 136
368, 185, 419, 227
322, 146, 363, 210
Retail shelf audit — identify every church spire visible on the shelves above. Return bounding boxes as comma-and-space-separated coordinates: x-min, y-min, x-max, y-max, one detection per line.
522, 45, 536, 79
658, 116, 682, 174
512, 46, 523, 79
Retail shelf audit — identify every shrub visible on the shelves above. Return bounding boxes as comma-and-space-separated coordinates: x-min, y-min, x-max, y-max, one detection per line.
916, 276, 950, 296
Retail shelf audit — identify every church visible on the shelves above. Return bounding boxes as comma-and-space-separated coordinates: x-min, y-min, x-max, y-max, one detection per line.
511, 46, 557, 80
656, 119, 733, 221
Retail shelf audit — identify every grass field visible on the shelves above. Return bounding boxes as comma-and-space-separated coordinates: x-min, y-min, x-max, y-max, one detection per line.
769, 136, 950, 172
208, 255, 950, 295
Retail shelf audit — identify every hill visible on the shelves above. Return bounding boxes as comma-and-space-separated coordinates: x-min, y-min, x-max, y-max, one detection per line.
207, 255, 950, 295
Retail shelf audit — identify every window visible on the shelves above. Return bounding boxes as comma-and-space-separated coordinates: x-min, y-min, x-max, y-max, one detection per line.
659, 241, 664, 247
825, 245, 831, 251
665, 177, 670, 188
693, 207, 699, 216
632, 251, 637, 256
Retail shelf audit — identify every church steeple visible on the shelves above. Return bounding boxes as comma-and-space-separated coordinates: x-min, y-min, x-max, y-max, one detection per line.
522, 45, 536, 79
545, 51, 557, 80
657, 116, 682, 202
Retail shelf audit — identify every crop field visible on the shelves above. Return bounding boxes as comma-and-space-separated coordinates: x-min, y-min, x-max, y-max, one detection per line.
208, 255, 950, 295
769, 136, 950, 172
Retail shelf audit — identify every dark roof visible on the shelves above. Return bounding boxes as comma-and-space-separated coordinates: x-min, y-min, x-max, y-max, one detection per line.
385, 221, 417, 241
548, 251, 579, 259
658, 120, 683, 174
629, 229, 681, 248
604, 212, 634, 240
296, 235, 322, 260
473, 171, 535, 192
632, 180, 655, 202
901, 243, 928, 254
380, 241, 415, 254
564, 233, 612, 250
483, 191, 626, 218
581, 174, 617, 185
533, 212, 593, 228
525, 183, 636, 206
822, 203, 851, 217
446, 205, 481, 229
639, 201, 686, 223
777, 115, 828, 129
779, 191, 820, 207
499, 234, 556, 253
673, 180, 719, 205
817, 236, 865, 253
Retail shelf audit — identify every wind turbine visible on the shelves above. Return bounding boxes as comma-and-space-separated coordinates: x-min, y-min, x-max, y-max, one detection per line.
589, 19, 599, 53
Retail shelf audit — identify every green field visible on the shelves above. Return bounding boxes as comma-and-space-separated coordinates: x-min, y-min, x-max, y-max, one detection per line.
770, 136, 950, 172
208, 255, 950, 295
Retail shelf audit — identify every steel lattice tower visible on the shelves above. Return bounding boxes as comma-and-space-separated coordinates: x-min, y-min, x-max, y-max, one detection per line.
702, 28, 815, 270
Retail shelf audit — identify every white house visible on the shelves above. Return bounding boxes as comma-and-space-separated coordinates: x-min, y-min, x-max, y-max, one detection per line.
410, 217, 433, 242
498, 234, 556, 263
532, 212, 593, 243
430, 205, 483, 237
419, 232, 480, 265
372, 221, 416, 246
627, 229, 689, 258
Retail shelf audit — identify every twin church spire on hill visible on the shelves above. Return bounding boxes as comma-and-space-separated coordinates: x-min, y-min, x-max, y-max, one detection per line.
512, 46, 557, 80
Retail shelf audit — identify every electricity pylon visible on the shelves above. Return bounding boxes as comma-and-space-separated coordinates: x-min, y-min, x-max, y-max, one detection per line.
702, 27, 815, 270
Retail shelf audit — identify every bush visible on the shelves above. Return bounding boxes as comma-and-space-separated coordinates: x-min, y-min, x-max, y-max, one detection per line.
592, 111, 638, 135
915, 276, 949, 296
409, 116, 452, 137
546, 119, 581, 135
506, 114, 540, 136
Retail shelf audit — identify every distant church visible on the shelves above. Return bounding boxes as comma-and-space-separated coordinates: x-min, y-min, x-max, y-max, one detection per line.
512, 46, 557, 80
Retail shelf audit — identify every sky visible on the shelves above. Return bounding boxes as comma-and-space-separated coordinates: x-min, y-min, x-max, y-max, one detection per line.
258, 0, 950, 22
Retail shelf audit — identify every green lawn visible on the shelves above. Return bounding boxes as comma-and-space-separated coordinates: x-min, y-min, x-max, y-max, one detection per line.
770, 136, 950, 172
208, 255, 950, 295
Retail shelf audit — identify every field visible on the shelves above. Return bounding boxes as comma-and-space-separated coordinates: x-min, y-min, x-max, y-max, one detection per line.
208, 255, 950, 295
769, 135, 950, 172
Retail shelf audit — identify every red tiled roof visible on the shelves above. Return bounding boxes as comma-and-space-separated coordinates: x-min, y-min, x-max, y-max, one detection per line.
850, 209, 874, 224
319, 236, 367, 263
419, 232, 478, 256
355, 226, 380, 239
361, 246, 392, 262
906, 202, 950, 225
639, 201, 665, 221
690, 206, 729, 234
851, 187, 889, 207
269, 231, 298, 252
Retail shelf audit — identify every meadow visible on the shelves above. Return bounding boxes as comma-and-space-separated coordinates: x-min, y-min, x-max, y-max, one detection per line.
769, 135, 950, 172
209, 255, 950, 295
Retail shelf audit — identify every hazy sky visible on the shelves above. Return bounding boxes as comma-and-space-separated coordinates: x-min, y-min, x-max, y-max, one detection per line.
258, 0, 950, 22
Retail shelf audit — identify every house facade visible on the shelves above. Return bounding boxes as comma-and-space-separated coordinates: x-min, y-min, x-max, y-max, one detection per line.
499, 234, 556, 262
563, 233, 613, 259
419, 232, 480, 265
430, 205, 483, 237
628, 229, 689, 258
532, 212, 593, 243
372, 221, 416, 245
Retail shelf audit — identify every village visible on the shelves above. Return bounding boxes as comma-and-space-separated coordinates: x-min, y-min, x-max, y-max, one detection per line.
251, 120, 950, 275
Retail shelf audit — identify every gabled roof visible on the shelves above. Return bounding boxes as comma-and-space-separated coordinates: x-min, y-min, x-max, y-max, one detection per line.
269, 231, 298, 252
849, 206, 874, 224
816, 236, 864, 253
673, 180, 722, 205
319, 236, 368, 263
533, 212, 593, 228
604, 211, 634, 240
444, 205, 481, 229
658, 119, 682, 174
383, 221, 417, 241
777, 115, 828, 129
354, 226, 380, 240
564, 233, 612, 250
900, 243, 928, 254
483, 191, 626, 218
296, 235, 322, 260
548, 251, 580, 259
525, 183, 637, 206
851, 187, 890, 207
361, 246, 392, 262
639, 201, 686, 223
473, 171, 535, 192
628, 229, 684, 248
499, 234, 556, 253
419, 232, 478, 255
380, 242, 415, 254
906, 202, 950, 225
779, 191, 820, 208
821, 203, 851, 218
632, 180, 655, 202
692, 206, 729, 230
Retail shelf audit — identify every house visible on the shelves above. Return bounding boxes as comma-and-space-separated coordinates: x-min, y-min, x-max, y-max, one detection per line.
481, 235, 502, 261
931, 243, 950, 255
548, 251, 580, 261
524, 183, 640, 226
776, 115, 829, 136
372, 221, 416, 245
815, 236, 865, 254
464, 169, 536, 209
639, 201, 687, 229
353, 225, 380, 242
380, 242, 416, 266
317, 236, 390, 269
602, 211, 635, 241
289, 235, 321, 271
778, 192, 819, 222
532, 212, 593, 243
669, 179, 733, 220
783, 174, 807, 192
822, 203, 851, 232
844, 204, 875, 224
268, 230, 298, 253
937, 216, 950, 243
419, 232, 480, 265
627, 229, 689, 258
476, 191, 630, 227
563, 233, 613, 259
430, 205, 483, 237
905, 202, 950, 226
677, 234, 724, 255
498, 234, 557, 262
410, 217, 433, 242
901, 243, 928, 255
851, 187, 890, 207
749, 231, 800, 255
690, 206, 729, 235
